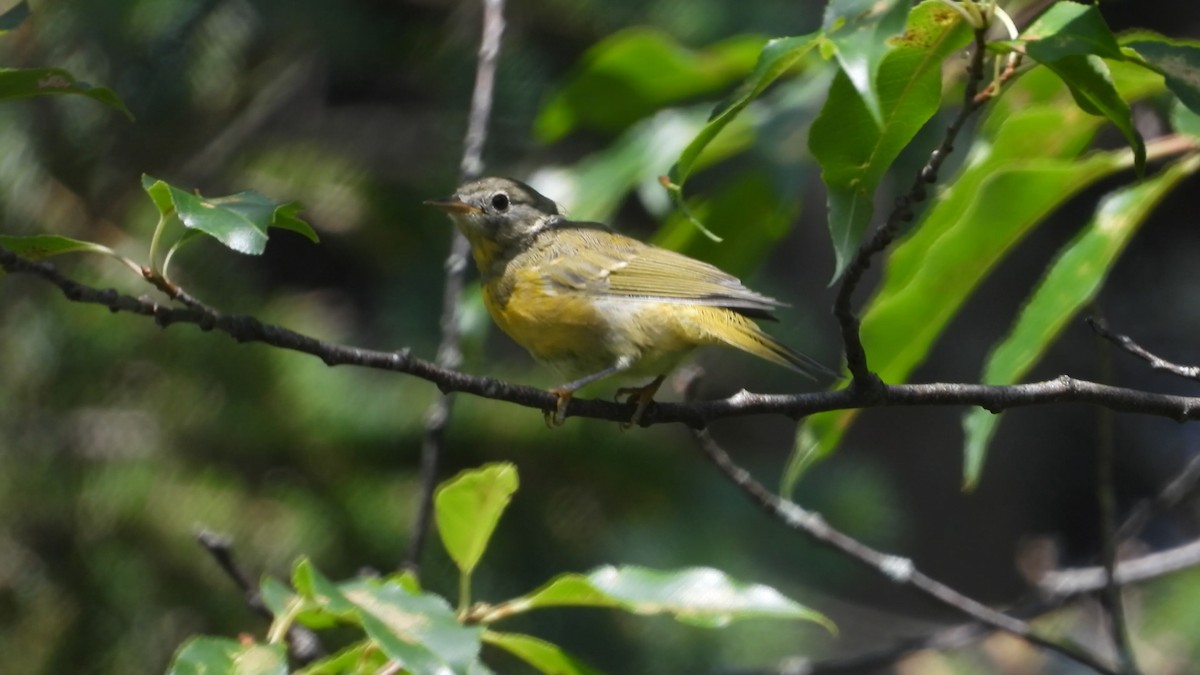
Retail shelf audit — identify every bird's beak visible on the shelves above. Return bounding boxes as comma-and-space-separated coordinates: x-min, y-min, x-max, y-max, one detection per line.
423, 196, 480, 214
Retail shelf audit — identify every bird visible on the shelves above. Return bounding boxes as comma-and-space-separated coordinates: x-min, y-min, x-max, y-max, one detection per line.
426, 176, 832, 426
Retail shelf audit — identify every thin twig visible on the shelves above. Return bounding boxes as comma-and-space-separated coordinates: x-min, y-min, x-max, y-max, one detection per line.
407, 0, 506, 574
12, 245, 1200, 430
1087, 316, 1200, 382
1040, 537, 1200, 596
833, 26, 990, 386
1117, 452, 1200, 542
779, 532, 1200, 674
195, 529, 324, 663
1093, 312, 1140, 673
683, 426, 1116, 674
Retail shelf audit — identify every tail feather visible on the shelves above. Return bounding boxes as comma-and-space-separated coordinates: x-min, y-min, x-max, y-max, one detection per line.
709, 311, 839, 380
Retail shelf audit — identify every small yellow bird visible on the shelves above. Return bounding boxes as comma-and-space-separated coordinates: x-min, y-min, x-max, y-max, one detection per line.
427, 177, 832, 425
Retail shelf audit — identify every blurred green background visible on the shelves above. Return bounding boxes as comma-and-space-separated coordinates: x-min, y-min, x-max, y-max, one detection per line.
4, 1, 1200, 673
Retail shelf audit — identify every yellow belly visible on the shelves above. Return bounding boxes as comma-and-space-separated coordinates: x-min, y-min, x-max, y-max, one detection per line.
483, 270, 700, 381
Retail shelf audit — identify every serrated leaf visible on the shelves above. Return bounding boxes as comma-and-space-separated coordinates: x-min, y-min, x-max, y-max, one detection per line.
0, 67, 132, 119
1020, 1, 1124, 61
823, 0, 911, 121
0, 1, 30, 33
517, 566, 833, 632
140, 174, 317, 255
1124, 36, 1200, 116
962, 154, 1200, 487
483, 632, 602, 675
342, 579, 483, 675
535, 29, 764, 143
167, 637, 287, 675
435, 463, 518, 576
809, 0, 971, 278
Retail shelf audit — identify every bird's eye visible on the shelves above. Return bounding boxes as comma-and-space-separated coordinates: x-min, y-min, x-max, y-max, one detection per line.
491, 192, 510, 211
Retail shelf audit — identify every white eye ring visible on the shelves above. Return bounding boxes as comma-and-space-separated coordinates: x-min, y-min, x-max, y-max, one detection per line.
491, 192, 510, 211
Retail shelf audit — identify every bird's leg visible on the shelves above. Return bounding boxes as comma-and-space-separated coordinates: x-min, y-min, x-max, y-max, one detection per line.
614, 375, 666, 429
547, 359, 632, 426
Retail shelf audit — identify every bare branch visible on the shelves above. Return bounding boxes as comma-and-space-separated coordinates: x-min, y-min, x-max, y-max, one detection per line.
10, 245, 1200, 431
407, 0, 507, 574
684, 422, 1116, 674
1093, 329, 1141, 673
1041, 537, 1200, 597
1088, 316, 1200, 382
834, 27, 991, 385
196, 529, 323, 663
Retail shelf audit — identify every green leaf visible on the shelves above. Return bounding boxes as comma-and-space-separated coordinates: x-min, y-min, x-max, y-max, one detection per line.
297, 643, 386, 675
535, 29, 765, 143
1020, 1, 1124, 61
783, 63, 1166, 492
292, 557, 358, 620
0, 234, 115, 260
259, 576, 299, 619
667, 32, 821, 190
0, 67, 132, 119
652, 171, 799, 277
483, 632, 601, 675
1028, 54, 1145, 175
962, 154, 1200, 487
809, 0, 971, 277
1124, 36, 1200, 116
341, 579, 483, 674
140, 174, 317, 255
167, 637, 287, 675
435, 463, 518, 576
823, 0, 912, 121
517, 566, 834, 632
0, 1, 30, 33
1171, 98, 1200, 139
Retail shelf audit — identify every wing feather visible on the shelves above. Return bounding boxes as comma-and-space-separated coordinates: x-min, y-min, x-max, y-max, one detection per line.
535, 227, 785, 318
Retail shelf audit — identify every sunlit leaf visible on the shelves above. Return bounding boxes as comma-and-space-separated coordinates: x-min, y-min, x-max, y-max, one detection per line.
167, 637, 287, 675
1020, 1, 1124, 61
516, 566, 834, 631
341, 579, 483, 674
784, 63, 1165, 492
962, 154, 1200, 487
483, 632, 601, 675
140, 174, 317, 255
0, 67, 131, 119
809, 0, 971, 277
435, 463, 518, 576
822, 0, 911, 120
668, 33, 820, 188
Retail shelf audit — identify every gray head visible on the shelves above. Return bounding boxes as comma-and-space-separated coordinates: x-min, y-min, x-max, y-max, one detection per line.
425, 177, 563, 254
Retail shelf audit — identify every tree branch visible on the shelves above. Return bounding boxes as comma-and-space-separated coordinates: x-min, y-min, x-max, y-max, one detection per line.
684, 423, 1116, 674
407, 0, 506, 575
196, 529, 323, 663
1088, 316, 1200, 383
833, 26, 991, 386
9, 245, 1200, 431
